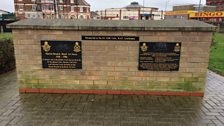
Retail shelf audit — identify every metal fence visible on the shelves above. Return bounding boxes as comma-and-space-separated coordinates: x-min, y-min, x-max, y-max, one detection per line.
0, 20, 17, 33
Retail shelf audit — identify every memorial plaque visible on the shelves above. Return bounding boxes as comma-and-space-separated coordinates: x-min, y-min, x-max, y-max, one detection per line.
41, 40, 82, 69
82, 36, 139, 41
139, 42, 181, 71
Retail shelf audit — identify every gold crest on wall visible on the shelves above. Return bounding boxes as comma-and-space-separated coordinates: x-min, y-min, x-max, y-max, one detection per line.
42, 41, 51, 52
73, 42, 81, 53
174, 43, 181, 52
141, 43, 148, 52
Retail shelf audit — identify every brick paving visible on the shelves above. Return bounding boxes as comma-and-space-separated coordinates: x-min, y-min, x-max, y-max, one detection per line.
0, 70, 224, 126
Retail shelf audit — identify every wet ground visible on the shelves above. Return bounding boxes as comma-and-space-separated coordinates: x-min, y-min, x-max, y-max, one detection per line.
0, 70, 224, 126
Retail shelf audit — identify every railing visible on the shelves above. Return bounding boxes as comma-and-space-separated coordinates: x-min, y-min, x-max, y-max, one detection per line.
0, 20, 17, 33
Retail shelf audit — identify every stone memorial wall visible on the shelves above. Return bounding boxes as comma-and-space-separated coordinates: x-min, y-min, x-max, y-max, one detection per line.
8, 19, 215, 96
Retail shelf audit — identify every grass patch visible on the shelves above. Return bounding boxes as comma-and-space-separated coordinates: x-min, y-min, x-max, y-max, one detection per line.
209, 33, 224, 76
0, 33, 13, 41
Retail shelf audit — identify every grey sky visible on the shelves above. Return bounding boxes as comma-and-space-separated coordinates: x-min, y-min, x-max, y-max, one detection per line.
0, 0, 206, 12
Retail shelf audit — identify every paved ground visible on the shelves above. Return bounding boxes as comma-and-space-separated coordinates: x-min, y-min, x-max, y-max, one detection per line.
0, 71, 224, 126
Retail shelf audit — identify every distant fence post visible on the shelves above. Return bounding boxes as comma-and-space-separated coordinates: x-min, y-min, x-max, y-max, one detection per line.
0, 26, 3, 33
216, 23, 220, 33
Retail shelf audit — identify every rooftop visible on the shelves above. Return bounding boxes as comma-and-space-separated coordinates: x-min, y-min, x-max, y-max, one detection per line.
125, 2, 144, 8
76, 0, 90, 6
90, 11, 99, 18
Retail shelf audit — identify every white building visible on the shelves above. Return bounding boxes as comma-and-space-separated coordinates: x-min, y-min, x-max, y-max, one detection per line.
93, 2, 164, 20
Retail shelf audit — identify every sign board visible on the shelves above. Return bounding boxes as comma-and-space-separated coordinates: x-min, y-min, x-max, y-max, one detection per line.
139, 42, 181, 71
165, 10, 195, 15
82, 36, 139, 41
41, 40, 82, 69
189, 11, 224, 18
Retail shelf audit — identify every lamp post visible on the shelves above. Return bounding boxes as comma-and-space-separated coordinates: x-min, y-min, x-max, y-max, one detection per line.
63, 0, 65, 19
198, 0, 202, 20
198, 0, 202, 12
165, 0, 169, 12
53, 0, 59, 19
75, 2, 79, 19
143, 0, 145, 20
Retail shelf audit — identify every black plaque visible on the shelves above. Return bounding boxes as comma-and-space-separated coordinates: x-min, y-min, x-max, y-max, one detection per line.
82, 36, 139, 41
41, 40, 82, 69
139, 42, 181, 71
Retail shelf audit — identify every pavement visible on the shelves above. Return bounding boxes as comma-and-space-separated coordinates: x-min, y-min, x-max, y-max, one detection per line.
0, 70, 224, 126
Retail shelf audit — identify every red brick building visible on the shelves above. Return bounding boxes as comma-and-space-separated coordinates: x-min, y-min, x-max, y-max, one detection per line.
14, 0, 90, 19
207, 0, 224, 11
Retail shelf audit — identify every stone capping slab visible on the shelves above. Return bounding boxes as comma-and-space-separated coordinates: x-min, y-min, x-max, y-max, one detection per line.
7, 19, 216, 32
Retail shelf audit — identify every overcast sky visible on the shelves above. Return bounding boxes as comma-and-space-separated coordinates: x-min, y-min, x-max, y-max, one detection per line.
0, 0, 206, 12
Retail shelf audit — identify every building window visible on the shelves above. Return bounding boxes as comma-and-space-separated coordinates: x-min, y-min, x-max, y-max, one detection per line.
32, 5, 37, 11
49, 5, 54, 10
71, 0, 74, 4
42, 5, 54, 11
70, 15, 75, 19
71, 6, 74, 12
123, 16, 128, 19
80, 7, 83, 12
42, 5, 45, 10
19, 5, 24, 10
59, 6, 63, 10
36, 5, 42, 11
79, 15, 84, 19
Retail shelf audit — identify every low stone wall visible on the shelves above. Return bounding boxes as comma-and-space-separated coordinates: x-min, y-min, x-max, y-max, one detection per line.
0, 40, 15, 74
9, 19, 215, 96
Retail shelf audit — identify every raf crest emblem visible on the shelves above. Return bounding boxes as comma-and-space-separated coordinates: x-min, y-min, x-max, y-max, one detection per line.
73, 42, 81, 53
141, 43, 148, 52
174, 43, 180, 52
42, 41, 51, 52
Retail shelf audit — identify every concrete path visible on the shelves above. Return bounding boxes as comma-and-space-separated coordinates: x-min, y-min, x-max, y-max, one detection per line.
0, 70, 224, 126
